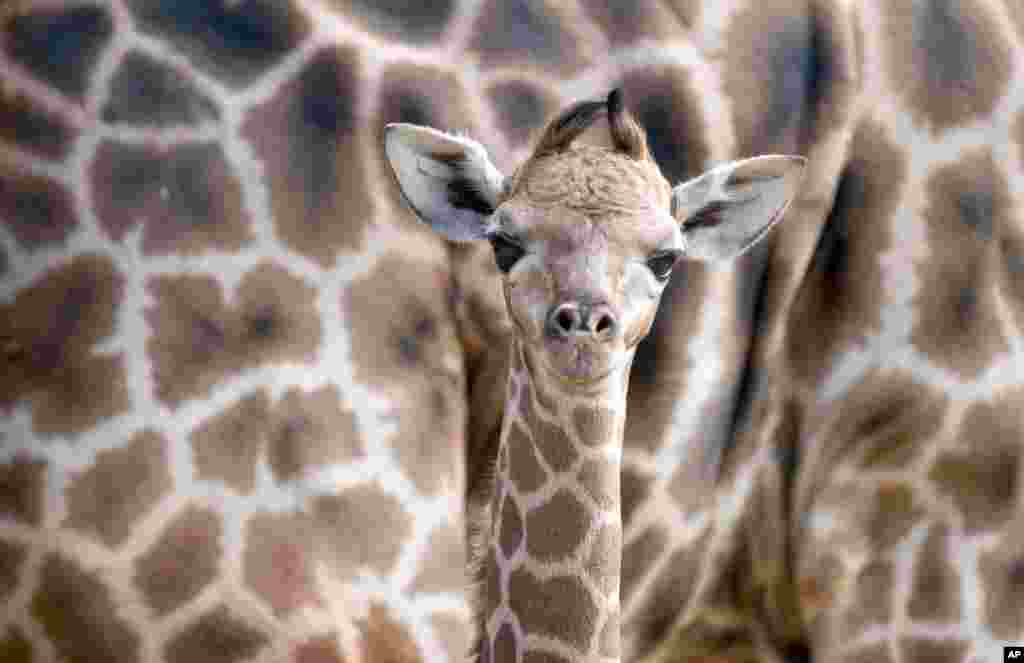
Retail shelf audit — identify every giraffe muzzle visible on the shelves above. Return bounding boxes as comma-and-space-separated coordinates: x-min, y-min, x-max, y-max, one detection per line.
545, 301, 619, 342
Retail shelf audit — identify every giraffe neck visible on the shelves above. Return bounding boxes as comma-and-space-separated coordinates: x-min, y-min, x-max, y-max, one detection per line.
482, 340, 629, 663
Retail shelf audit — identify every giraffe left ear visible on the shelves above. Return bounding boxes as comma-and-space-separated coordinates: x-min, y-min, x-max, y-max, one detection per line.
671, 155, 806, 262
384, 123, 506, 242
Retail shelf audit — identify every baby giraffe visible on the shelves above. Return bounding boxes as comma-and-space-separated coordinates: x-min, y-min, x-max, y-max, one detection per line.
385, 90, 804, 663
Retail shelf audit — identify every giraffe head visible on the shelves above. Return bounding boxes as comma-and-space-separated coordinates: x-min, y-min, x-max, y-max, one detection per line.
386, 90, 805, 391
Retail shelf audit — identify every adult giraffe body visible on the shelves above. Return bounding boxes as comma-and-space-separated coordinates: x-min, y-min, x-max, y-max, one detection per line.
1, 1, 1023, 662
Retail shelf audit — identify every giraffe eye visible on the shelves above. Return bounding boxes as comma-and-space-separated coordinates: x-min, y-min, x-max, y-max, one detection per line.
489, 233, 526, 273
646, 250, 681, 281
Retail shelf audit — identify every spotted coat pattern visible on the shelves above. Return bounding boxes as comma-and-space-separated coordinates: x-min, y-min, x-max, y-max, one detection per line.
1, 1, 1023, 662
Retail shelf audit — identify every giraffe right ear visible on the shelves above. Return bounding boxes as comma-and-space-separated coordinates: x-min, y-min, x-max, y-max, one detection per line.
384, 123, 506, 242
671, 155, 806, 262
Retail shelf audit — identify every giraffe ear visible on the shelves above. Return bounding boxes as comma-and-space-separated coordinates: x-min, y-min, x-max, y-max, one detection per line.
671, 155, 806, 262
384, 123, 506, 242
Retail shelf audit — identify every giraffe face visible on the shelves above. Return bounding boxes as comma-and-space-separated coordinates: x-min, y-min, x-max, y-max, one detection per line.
384, 91, 806, 385
489, 149, 680, 386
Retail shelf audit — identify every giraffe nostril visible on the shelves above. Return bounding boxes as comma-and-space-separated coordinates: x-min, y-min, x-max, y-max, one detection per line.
588, 304, 618, 338
549, 302, 621, 339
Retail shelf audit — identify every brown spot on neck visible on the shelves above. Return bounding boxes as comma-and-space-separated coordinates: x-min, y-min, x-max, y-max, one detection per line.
493, 622, 517, 663
507, 569, 599, 651
572, 405, 618, 447
522, 652, 572, 663
524, 489, 590, 562
519, 381, 576, 473
507, 422, 546, 494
